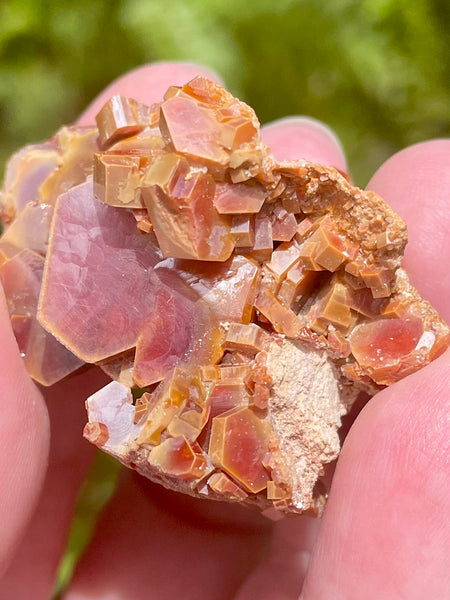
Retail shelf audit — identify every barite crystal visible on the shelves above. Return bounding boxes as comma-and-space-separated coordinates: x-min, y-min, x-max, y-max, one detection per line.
1, 77, 449, 516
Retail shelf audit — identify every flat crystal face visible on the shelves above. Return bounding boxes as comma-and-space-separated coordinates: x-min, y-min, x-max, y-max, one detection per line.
1, 77, 449, 517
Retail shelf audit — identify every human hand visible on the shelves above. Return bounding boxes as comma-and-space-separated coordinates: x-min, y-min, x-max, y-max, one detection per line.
0, 62, 449, 600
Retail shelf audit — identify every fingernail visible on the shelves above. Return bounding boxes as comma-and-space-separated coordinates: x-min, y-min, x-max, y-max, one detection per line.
261, 116, 348, 173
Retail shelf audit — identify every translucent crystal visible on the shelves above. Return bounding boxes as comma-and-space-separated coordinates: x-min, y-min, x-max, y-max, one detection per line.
1, 76, 448, 518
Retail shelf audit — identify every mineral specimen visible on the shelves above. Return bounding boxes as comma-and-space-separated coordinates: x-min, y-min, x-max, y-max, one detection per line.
1, 77, 448, 517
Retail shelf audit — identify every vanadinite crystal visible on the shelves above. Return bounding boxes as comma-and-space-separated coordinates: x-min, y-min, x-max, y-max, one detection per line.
1, 78, 449, 517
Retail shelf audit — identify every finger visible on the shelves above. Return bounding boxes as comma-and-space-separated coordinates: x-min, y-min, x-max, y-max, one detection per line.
64, 473, 270, 600
235, 516, 320, 600
77, 61, 223, 126
367, 140, 450, 320
0, 367, 110, 600
302, 140, 450, 599
0, 287, 49, 576
261, 117, 348, 174
302, 348, 450, 600
0, 61, 226, 598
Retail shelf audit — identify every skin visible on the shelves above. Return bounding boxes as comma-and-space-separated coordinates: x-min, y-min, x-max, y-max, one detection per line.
0, 62, 449, 600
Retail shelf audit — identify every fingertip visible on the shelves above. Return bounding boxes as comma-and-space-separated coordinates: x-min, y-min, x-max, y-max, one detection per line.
77, 61, 224, 126
261, 116, 348, 173
367, 139, 450, 196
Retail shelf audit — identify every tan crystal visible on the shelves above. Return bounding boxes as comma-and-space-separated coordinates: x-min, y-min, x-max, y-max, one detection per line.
269, 204, 297, 241
96, 96, 150, 148
218, 364, 251, 381
38, 127, 99, 205
230, 214, 255, 247
133, 393, 150, 425
277, 262, 318, 308
265, 240, 302, 281
255, 289, 304, 338
266, 480, 290, 501
243, 215, 273, 262
308, 282, 353, 334
298, 241, 324, 271
219, 117, 258, 151
213, 181, 265, 214
360, 265, 395, 298
224, 323, 269, 353
207, 472, 249, 500
94, 153, 144, 208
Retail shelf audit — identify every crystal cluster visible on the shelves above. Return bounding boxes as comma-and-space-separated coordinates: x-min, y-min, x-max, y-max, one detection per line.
1, 78, 448, 517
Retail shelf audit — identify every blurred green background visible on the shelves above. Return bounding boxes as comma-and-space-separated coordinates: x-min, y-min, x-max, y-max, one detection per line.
1, 0, 449, 187
0, 0, 449, 594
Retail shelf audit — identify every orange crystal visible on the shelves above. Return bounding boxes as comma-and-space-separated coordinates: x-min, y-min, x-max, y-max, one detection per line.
2, 75, 448, 519
141, 154, 234, 261
209, 406, 270, 493
148, 437, 209, 480
348, 317, 438, 384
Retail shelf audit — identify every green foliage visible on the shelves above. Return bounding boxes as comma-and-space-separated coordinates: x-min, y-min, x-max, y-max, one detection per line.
52, 451, 122, 597
0, 0, 449, 184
